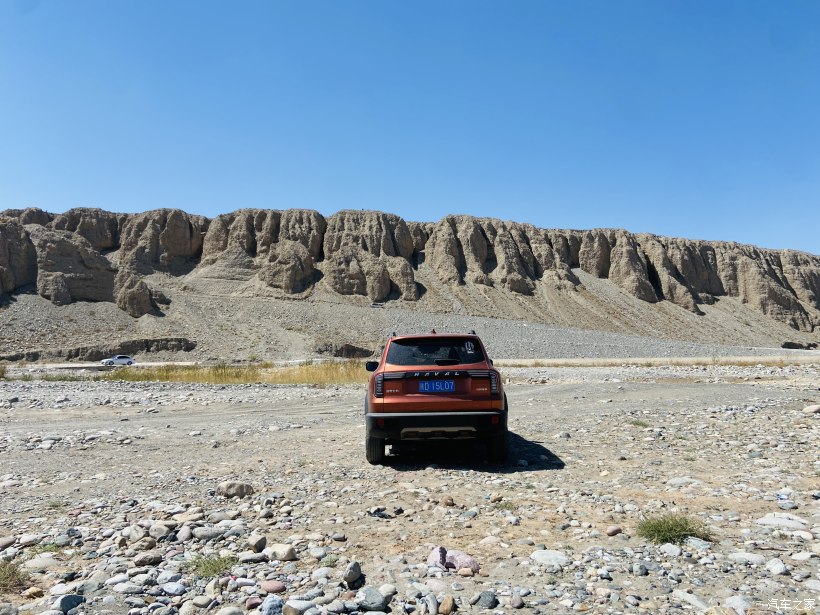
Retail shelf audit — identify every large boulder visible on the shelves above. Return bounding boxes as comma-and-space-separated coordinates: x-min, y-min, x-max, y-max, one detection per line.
115, 274, 156, 317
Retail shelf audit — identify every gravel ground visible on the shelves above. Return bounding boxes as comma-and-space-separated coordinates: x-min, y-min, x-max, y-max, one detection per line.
3, 282, 818, 364
1, 363, 819, 615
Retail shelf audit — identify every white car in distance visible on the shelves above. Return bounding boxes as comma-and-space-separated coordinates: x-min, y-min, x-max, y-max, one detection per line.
100, 355, 136, 366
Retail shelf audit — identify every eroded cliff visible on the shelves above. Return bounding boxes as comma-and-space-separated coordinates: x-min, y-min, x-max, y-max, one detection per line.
1, 207, 818, 333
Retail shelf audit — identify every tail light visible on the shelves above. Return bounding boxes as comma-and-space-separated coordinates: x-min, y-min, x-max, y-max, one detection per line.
489, 371, 499, 394
374, 373, 384, 397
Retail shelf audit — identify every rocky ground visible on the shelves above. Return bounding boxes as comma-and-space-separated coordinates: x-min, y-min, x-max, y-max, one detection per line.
3, 287, 819, 365
0, 363, 819, 615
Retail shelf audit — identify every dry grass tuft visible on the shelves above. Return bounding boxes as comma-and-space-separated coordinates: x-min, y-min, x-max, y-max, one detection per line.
101, 360, 368, 386
0, 560, 31, 592
0, 363, 6, 379
637, 512, 712, 544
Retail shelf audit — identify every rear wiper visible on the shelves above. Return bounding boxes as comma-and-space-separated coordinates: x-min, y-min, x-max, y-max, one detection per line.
434, 359, 460, 366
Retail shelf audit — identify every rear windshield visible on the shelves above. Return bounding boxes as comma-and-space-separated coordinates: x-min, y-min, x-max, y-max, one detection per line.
386, 337, 484, 366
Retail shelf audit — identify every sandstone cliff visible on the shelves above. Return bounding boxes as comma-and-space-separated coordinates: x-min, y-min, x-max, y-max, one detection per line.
0, 207, 818, 333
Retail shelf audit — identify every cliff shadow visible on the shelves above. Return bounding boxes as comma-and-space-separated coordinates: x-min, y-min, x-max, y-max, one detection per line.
1, 284, 37, 309
385, 430, 565, 474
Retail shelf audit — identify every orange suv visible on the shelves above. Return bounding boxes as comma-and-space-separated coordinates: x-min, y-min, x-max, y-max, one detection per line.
364, 331, 508, 464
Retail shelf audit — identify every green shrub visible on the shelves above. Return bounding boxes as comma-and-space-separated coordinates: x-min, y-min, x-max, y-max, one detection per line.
637, 513, 711, 544
181, 554, 238, 577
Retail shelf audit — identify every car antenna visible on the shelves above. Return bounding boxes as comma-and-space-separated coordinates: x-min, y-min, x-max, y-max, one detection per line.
430, 329, 436, 334
469, 329, 476, 335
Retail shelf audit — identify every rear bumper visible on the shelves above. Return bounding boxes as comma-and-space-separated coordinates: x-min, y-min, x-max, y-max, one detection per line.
366, 411, 507, 441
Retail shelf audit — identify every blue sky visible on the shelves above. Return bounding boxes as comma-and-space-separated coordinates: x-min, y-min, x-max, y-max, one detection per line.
1, 1, 818, 254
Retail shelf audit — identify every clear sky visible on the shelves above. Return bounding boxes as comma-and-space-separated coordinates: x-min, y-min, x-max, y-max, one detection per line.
1, 1, 818, 254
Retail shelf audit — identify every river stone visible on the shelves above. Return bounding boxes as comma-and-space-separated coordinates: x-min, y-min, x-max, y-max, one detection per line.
192, 527, 224, 541
755, 513, 808, 531
672, 589, 707, 610
530, 549, 569, 567
23, 555, 60, 571
728, 552, 765, 566
283, 600, 314, 615
439, 595, 456, 614
217, 481, 254, 498
724, 596, 751, 613
659, 543, 682, 557
475, 591, 498, 609
162, 582, 187, 596
260, 594, 284, 615
765, 558, 788, 575
342, 561, 362, 584
52, 595, 85, 613
133, 550, 163, 566
267, 543, 297, 561
359, 587, 389, 611
261, 580, 286, 593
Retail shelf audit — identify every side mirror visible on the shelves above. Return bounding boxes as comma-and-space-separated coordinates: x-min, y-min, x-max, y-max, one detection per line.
365, 361, 379, 372
489, 359, 494, 366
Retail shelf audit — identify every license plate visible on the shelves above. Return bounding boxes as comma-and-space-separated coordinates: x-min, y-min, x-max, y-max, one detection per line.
419, 380, 455, 393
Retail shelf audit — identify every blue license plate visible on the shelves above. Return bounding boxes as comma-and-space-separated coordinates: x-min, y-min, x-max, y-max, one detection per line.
419, 380, 455, 393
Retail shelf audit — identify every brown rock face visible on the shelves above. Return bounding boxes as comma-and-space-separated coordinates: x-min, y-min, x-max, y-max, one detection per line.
578, 231, 611, 279
1, 207, 53, 226
200, 209, 326, 291
321, 211, 418, 300
1, 207, 818, 331
324, 247, 388, 300
119, 209, 207, 274
0, 220, 37, 294
26, 226, 115, 305
323, 210, 413, 260
608, 232, 658, 303
257, 240, 315, 293
51, 208, 125, 250
639, 236, 701, 313
712, 245, 813, 331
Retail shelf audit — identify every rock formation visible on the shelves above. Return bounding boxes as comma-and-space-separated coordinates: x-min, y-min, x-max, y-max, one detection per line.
0, 207, 818, 332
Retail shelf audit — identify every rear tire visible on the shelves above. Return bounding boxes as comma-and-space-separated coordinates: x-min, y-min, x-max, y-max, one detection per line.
126, 361, 133, 366
488, 431, 508, 462
366, 432, 385, 465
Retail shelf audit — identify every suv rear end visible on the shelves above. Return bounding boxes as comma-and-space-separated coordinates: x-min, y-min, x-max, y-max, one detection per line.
364, 332, 508, 464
